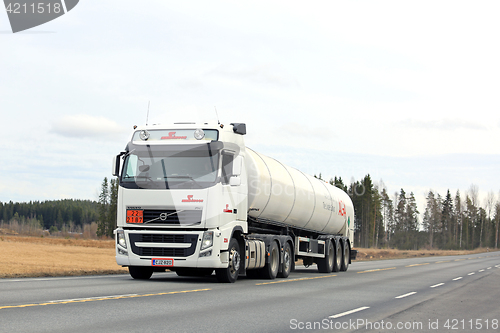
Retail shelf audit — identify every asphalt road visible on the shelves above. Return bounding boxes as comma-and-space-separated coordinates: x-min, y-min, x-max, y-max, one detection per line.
1, 252, 499, 333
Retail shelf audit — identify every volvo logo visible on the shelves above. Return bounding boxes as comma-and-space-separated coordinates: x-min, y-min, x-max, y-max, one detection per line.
159, 213, 168, 221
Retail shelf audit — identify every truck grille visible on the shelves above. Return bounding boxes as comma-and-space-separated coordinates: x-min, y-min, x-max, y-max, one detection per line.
143, 209, 202, 225
129, 233, 198, 257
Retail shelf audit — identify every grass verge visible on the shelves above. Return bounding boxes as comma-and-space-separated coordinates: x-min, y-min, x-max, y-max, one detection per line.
0, 235, 127, 278
355, 247, 497, 261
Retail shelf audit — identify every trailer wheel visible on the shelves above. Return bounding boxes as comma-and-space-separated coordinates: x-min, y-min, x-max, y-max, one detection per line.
318, 239, 334, 273
332, 239, 342, 272
128, 266, 153, 280
262, 241, 279, 279
340, 240, 350, 271
277, 241, 292, 278
216, 238, 241, 283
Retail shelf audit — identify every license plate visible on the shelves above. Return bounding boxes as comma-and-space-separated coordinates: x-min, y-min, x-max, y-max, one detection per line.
126, 210, 143, 223
152, 258, 174, 267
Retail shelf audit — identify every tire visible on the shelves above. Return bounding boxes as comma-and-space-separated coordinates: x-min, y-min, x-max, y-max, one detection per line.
128, 266, 153, 280
261, 241, 279, 279
332, 239, 342, 272
340, 239, 350, 272
216, 238, 241, 283
317, 239, 334, 273
277, 241, 292, 278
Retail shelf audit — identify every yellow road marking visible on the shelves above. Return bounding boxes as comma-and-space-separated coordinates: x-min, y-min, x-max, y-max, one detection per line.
406, 263, 429, 267
0, 289, 211, 311
357, 267, 396, 274
435, 260, 450, 264
454, 259, 466, 261
256, 275, 336, 285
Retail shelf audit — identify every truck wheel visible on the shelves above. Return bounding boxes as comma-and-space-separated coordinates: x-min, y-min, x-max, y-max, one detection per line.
128, 266, 153, 280
317, 239, 334, 273
277, 241, 292, 278
332, 239, 342, 272
340, 240, 350, 271
216, 238, 241, 283
262, 241, 279, 279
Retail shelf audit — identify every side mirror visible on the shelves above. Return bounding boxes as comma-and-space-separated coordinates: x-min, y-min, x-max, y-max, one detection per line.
112, 155, 121, 176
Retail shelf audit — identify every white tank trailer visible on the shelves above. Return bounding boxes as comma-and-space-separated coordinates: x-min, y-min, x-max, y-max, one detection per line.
113, 122, 357, 283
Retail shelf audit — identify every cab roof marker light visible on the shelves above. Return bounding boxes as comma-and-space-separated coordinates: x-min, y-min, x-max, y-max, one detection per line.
194, 129, 205, 140
139, 130, 150, 141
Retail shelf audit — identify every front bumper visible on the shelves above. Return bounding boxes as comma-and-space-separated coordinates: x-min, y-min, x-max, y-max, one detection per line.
115, 228, 227, 269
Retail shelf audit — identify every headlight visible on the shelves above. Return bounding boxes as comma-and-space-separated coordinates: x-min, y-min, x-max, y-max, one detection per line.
117, 229, 127, 249
200, 231, 213, 250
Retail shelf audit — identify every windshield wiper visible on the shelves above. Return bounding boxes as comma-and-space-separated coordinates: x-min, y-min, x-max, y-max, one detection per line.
164, 175, 202, 188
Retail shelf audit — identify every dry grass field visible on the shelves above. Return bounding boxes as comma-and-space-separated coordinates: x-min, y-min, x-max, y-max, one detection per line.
0, 229, 496, 278
0, 232, 127, 278
355, 247, 496, 261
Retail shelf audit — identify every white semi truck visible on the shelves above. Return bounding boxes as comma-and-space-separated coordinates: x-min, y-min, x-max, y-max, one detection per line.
113, 122, 357, 283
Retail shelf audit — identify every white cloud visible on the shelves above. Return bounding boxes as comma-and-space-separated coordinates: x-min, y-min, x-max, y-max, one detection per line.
2, 0, 500, 203
207, 63, 298, 87
400, 118, 487, 131
50, 114, 127, 139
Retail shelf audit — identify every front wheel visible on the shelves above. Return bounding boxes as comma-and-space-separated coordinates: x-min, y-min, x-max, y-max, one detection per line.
128, 266, 153, 280
216, 238, 241, 283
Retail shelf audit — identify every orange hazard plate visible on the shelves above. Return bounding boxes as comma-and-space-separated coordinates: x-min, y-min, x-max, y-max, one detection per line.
126, 210, 143, 223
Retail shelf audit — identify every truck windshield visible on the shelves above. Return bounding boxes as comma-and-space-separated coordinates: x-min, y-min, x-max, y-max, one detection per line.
120, 142, 222, 189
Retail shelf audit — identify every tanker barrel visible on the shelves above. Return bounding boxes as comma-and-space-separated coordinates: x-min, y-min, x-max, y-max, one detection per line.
245, 148, 354, 236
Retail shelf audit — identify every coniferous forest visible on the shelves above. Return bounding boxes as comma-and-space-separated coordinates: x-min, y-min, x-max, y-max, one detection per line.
317, 174, 499, 250
2, 174, 499, 249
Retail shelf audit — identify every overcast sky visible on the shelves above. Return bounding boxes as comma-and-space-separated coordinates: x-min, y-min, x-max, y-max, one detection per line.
1, 1, 500, 216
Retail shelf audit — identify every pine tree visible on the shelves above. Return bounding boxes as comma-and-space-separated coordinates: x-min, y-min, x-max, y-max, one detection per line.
108, 178, 119, 237
423, 191, 438, 248
97, 177, 109, 237
381, 188, 394, 245
441, 190, 454, 249
494, 202, 500, 249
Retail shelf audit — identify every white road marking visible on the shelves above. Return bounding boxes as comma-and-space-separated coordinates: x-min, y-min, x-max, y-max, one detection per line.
430, 283, 444, 288
479, 269, 485, 272
468, 272, 475, 276
0, 272, 176, 283
395, 292, 416, 299
452, 277, 463, 281
329, 306, 370, 319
